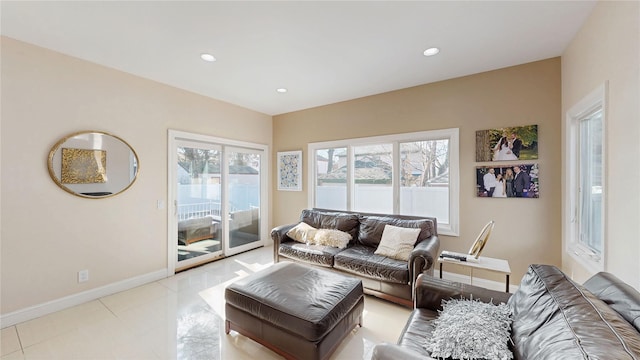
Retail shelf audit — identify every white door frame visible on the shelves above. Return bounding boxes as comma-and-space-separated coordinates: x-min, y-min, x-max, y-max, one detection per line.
167, 130, 269, 276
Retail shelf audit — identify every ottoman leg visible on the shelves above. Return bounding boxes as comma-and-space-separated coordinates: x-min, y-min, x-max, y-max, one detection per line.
225, 320, 231, 334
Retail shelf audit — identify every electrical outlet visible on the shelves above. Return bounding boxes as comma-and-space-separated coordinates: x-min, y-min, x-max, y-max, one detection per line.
78, 269, 89, 283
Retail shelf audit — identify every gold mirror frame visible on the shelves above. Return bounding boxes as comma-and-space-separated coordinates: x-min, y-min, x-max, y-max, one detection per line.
468, 220, 494, 259
47, 131, 139, 199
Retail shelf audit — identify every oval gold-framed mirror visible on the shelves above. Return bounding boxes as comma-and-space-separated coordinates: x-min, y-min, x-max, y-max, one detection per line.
47, 131, 139, 199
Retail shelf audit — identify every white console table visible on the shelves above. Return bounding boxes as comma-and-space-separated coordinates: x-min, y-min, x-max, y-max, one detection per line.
437, 251, 512, 292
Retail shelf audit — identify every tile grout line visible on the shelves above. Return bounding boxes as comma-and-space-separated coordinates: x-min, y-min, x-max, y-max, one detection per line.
97, 298, 118, 319
13, 325, 25, 356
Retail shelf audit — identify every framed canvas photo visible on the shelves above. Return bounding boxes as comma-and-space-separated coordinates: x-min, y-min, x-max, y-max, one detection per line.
277, 150, 302, 191
476, 125, 538, 162
476, 163, 539, 198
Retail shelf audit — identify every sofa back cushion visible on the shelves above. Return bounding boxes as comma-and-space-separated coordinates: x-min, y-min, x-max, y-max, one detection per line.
509, 264, 640, 360
583, 271, 640, 333
358, 215, 435, 248
300, 209, 360, 241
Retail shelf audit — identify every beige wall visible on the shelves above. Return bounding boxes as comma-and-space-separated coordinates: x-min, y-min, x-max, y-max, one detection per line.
5, 0, 635, 321
273, 58, 562, 284
561, 1, 640, 288
0, 37, 272, 315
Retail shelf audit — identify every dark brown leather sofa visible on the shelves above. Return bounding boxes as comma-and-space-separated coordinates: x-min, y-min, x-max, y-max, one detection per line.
372, 264, 640, 359
271, 208, 440, 307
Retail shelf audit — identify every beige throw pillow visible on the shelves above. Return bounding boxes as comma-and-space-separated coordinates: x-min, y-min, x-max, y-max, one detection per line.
314, 229, 352, 249
374, 224, 421, 261
286, 222, 317, 243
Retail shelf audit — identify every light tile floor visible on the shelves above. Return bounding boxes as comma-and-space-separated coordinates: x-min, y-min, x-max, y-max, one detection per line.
1, 246, 411, 359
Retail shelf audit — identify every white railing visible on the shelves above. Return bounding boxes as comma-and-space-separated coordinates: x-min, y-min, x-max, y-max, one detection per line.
178, 200, 222, 221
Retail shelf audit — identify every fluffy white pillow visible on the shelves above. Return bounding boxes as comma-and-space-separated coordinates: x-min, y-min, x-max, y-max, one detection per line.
286, 222, 317, 243
374, 224, 421, 261
313, 229, 352, 249
424, 299, 513, 360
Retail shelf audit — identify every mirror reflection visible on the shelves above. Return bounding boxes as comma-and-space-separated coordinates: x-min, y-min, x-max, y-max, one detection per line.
48, 131, 139, 198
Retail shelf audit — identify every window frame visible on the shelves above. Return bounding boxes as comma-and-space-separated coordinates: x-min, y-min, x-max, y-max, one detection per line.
564, 83, 607, 273
308, 128, 459, 236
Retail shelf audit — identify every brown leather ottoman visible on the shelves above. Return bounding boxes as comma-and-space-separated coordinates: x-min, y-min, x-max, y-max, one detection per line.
225, 262, 364, 360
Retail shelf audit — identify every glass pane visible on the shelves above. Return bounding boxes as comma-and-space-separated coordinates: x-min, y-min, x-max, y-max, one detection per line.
579, 109, 603, 255
177, 146, 222, 261
353, 144, 393, 213
228, 151, 261, 248
400, 140, 450, 223
315, 147, 347, 210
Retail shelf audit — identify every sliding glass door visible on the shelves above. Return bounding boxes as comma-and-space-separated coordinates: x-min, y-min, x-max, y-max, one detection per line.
169, 131, 267, 273
175, 140, 224, 270
225, 147, 263, 256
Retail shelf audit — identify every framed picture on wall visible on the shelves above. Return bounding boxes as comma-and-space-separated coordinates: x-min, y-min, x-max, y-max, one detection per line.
476, 164, 539, 198
475, 124, 538, 162
277, 150, 302, 191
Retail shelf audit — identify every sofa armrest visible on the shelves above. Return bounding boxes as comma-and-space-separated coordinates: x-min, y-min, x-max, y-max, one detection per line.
270, 223, 297, 262
371, 343, 429, 360
409, 236, 440, 281
414, 274, 512, 310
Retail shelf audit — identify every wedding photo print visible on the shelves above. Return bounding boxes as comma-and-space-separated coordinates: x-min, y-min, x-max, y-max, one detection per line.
475, 125, 538, 162
476, 164, 539, 198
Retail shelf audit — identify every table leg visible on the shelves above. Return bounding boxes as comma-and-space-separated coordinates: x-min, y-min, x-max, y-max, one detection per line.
506, 275, 510, 293
439, 263, 443, 279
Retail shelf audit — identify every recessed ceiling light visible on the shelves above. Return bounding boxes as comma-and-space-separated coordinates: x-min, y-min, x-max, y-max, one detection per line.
423, 47, 440, 57
200, 53, 216, 62
276, 88, 288, 93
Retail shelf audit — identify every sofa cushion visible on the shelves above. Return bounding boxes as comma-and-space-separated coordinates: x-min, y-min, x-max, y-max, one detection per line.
358, 215, 434, 248
278, 242, 342, 267
395, 308, 437, 357
334, 245, 408, 284
374, 224, 421, 261
314, 229, 352, 249
286, 222, 318, 243
300, 209, 360, 241
509, 264, 640, 359
424, 299, 513, 360
583, 271, 640, 333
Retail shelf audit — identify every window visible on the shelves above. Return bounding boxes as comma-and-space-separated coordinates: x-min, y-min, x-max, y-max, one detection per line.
565, 84, 606, 272
353, 144, 393, 213
309, 129, 459, 236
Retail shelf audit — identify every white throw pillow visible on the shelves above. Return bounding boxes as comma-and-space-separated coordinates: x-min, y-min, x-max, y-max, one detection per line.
374, 224, 421, 261
286, 222, 317, 243
424, 299, 513, 360
313, 229, 352, 249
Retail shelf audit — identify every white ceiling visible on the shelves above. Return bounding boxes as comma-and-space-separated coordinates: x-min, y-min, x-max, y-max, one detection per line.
1, 1, 596, 116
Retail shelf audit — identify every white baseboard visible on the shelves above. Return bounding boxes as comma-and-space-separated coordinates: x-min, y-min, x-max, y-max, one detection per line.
1, 269, 167, 328
434, 269, 518, 293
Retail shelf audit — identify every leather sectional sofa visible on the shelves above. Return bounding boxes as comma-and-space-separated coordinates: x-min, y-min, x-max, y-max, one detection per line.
271, 208, 440, 307
372, 264, 640, 359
